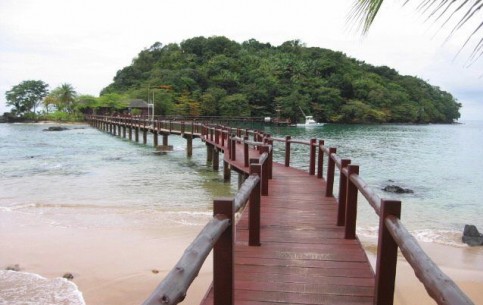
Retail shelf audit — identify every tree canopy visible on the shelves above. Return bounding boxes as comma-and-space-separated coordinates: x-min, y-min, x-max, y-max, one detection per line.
5, 80, 49, 115
101, 36, 461, 123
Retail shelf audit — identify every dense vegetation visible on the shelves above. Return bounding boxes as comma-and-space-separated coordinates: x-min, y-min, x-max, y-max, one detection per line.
101, 36, 461, 123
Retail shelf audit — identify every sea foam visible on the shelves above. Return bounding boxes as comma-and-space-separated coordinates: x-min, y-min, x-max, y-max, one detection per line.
0, 271, 85, 305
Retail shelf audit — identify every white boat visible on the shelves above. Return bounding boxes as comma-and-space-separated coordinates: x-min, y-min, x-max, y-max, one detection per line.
296, 115, 324, 127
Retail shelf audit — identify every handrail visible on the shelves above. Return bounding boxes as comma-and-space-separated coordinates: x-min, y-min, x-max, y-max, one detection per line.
142, 215, 230, 305
142, 171, 262, 305
322, 145, 475, 305
234, 175, 260, 211
349, 174, 381, 215
384, 215, 473, 305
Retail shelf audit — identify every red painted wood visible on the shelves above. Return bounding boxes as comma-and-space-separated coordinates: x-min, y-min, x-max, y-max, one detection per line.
199, 141, 375, 305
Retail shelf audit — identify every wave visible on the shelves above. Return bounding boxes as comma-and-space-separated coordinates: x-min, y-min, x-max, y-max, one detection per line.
357, 226, 466, 248
0, 270, 85, 305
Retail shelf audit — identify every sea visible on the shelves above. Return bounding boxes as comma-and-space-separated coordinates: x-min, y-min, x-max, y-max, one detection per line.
1, 121, 482, 304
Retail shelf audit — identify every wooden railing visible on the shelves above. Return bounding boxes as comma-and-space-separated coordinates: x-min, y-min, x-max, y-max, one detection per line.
141, 155, 266, 305
319, 145, 474, 305
85, 115, 474, 305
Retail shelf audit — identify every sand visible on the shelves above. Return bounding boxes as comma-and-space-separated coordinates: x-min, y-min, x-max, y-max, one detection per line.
0, 213, 212, 305
1, 211, 482, 305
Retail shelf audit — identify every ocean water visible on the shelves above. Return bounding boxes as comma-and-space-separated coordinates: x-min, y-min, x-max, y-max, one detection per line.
266, 121, 483, 245
1, 121, 482, 303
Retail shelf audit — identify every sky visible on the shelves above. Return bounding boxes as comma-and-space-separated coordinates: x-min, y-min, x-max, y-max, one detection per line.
0, 0, 481, 120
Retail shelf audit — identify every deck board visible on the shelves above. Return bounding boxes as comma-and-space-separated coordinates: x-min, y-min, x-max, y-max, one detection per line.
199, 141, 375, 305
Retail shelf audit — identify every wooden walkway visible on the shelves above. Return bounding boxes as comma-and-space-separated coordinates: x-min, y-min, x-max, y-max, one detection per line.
200, 141, 374, 304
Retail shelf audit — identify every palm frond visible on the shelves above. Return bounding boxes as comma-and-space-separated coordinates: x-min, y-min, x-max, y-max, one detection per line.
350, 0, 483, 62
348, 0, 385, 34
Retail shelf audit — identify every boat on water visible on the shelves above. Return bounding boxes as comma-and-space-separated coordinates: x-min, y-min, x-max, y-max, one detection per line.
296, 115, 324, 127
295, 106, 324, 127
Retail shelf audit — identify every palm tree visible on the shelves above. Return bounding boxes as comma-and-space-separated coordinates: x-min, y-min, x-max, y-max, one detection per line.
57, 83, 77, 113
350, 0, 482, 64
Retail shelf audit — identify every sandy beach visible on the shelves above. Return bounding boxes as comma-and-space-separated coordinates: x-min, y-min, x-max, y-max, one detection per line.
2, 208, 482, 305
0, 211, 213, 305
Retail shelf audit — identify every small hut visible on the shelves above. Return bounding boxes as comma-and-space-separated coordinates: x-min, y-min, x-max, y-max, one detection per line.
128, 99, 150, 116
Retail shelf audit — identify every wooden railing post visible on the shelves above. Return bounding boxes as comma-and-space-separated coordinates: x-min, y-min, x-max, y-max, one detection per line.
267, 139, 273, 179
221, 129, 225, 147
207, 143, 213, 163
325, 148, 337, 197
337, 159, 351, 226
213, 148, 219, 171
213, 198, 235, 305
249, 162, 262, 246
345, 165, 359, 239
244, 136, 249, 167
309, 138, 316, 175
285, 136, 291, 167
374, 199, 401, 305
230, 135, 236, 161
317, 140, 324, 179
227, 136, 232, 160
260, 147, 269, 196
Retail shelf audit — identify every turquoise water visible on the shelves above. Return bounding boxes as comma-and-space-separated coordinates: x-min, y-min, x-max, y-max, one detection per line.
1, 121, 482, 241
266, 121, 483, 244
1, 121, 482, 303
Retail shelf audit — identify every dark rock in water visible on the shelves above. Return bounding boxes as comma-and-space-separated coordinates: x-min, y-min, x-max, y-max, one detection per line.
63, 273, 74, 280
382, 185, 414, 194
6, 264, 20, 271
156, 145, 174, 152
462, 224, 483, 246
44, 126, 69, 131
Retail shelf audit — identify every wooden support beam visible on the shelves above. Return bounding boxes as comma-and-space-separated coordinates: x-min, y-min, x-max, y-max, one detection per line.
213, 198, 234, 305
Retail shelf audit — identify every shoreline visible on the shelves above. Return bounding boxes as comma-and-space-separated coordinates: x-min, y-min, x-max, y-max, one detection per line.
0, 212, 212, 305
1, 209, 482, 305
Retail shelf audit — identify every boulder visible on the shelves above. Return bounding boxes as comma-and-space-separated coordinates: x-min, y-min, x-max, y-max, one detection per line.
63, 273, 74, 280
43, 126, 69, 131
462, 224, 483, 246
382, 185, 414, 194
156, 145, 173, 152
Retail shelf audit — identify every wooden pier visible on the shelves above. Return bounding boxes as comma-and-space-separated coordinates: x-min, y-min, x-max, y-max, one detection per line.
86, 115, 474, 305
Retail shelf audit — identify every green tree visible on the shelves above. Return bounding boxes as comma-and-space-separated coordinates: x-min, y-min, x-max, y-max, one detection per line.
175, 92, 201, 116
97, 93, 129, 110
76, 95, 99, 113
49, 83, 77, 113
219, 94, 250, 117
5, 80, 49, 115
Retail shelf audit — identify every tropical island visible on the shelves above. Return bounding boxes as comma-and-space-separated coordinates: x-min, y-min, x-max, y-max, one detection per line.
3, 36, 461, 124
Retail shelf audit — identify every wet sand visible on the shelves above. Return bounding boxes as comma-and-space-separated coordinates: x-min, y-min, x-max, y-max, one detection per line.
1, 212, 483, 305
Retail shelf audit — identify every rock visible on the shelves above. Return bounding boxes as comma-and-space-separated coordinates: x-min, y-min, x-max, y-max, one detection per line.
382, 185, 414, 194
155, 145, 173, 152
151, 269, 159, 274
43, 126, 69, 131
62, 273, 74, 280
6, 264, 20, 271
462, 224, 483, 246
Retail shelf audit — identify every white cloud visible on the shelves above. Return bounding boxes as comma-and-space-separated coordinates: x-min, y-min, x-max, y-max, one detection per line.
0, 0, 481, 119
